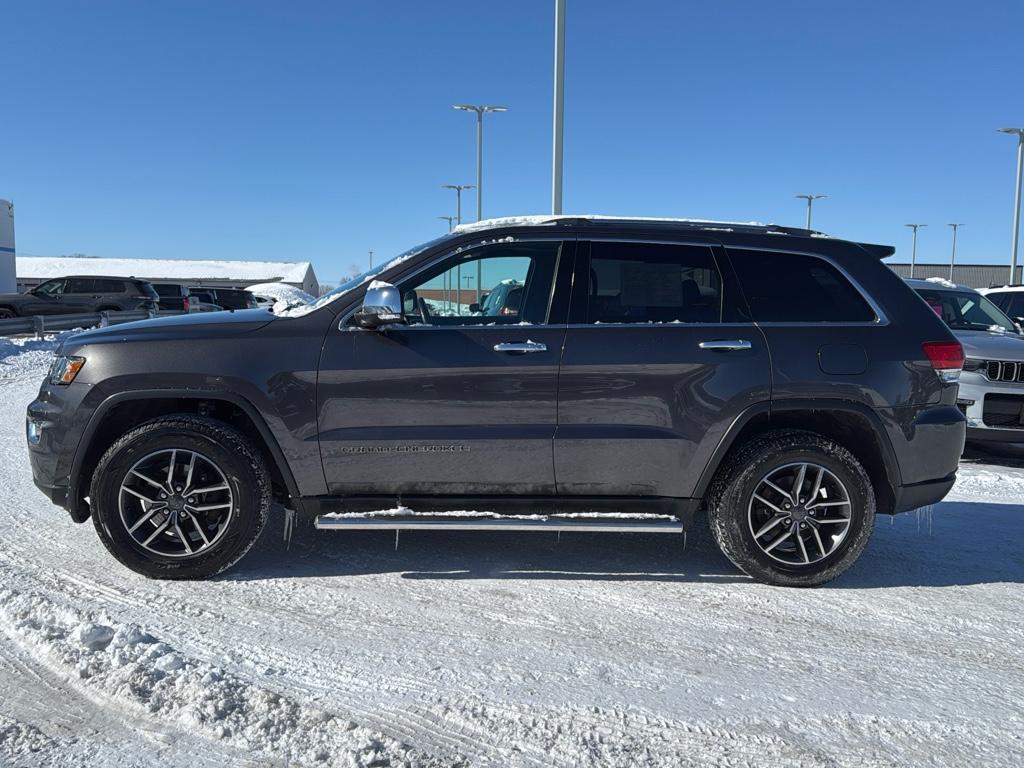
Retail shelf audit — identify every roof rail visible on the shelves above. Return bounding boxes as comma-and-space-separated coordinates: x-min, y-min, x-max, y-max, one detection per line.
452, 214, 828, 238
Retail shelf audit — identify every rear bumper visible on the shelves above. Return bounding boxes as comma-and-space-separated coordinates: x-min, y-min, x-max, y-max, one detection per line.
893, 473, 957, 513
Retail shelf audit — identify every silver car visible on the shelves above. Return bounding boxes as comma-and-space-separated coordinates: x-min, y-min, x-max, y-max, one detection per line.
907, 278, 1024, 443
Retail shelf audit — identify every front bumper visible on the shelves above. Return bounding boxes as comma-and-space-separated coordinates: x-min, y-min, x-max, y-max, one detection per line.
959, 373, 1024, 442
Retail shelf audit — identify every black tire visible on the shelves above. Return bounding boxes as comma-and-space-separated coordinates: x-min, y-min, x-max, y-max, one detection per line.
0, 307, 16, 319
706, 429, 875, 587
96, 306, 120, 312
89, 415, 270, 579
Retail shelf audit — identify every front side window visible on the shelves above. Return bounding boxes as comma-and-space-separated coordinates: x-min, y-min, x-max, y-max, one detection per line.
729, 249, 876, 323
34, 280, 65, 297
586, 242, 722, 324
399, 241, 561, 326
915, 289, 1016, 333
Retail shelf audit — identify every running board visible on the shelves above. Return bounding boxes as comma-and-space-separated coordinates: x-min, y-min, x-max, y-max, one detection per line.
314, 516, 684, 534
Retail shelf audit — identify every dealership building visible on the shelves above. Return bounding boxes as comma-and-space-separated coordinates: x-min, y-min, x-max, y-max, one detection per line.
15, 255, 319, 296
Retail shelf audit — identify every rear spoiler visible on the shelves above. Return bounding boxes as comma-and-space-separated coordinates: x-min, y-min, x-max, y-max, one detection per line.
857, 242, 896, 259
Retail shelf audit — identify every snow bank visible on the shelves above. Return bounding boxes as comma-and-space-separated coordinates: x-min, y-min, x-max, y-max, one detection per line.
17, 256, 311, 285
0, 588, 446, 768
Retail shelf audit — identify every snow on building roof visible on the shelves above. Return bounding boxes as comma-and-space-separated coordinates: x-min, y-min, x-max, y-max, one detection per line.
452, 214, 786, 234
16, 255, 312, 284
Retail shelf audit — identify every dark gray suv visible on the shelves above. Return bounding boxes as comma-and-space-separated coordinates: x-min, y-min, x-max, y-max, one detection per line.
0, 276, 159, 318
26, 217, 967, 586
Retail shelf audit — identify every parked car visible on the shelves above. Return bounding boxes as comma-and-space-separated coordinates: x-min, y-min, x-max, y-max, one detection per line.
980, 284, 1024, 327
193, 287, 257, 311
27, 216, 965, 586
908, 277, 1024, 442
0, 276, 158, 318
151, 283, 191, 313
186, 291, 224, 313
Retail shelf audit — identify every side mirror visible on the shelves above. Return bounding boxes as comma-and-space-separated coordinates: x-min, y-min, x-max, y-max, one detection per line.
469, 302, 481, 314
354, 281, 405, 329
1014, 317, 1024, 334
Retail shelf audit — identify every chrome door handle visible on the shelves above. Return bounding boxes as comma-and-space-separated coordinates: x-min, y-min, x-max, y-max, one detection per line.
698, 339, 752, 351
494, 341, 547, 353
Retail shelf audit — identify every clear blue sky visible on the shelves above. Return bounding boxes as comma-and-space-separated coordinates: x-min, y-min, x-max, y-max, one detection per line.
5, 0, 1023, 284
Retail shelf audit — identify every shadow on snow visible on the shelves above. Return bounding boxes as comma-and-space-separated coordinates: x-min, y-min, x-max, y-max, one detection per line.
223, 500, 1024, 589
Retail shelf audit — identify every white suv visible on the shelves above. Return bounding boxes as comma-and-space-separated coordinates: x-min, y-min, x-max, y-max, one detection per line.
909, 278, 1024, 443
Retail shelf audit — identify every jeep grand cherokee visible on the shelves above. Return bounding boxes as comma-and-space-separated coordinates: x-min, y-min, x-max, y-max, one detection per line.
26, 216, 966, 586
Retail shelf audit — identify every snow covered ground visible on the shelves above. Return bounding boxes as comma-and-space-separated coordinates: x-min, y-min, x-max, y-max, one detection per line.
1, 336, 1023, 767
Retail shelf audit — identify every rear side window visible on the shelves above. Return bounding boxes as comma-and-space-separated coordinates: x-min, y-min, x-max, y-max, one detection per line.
586, 242, 722, 324
729, 249, 875, 323
65, 278, 95, 294
1004, 292, 1024, 319
95, 279, 126, 293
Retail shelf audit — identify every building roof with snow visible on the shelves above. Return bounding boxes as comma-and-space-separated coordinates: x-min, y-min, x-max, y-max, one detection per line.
15, 255, 319, 295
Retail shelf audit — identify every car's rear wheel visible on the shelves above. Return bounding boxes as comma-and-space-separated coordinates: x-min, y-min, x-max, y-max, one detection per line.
90, 416, 270, 579
707, 429, 875, 587
0, 307, 15, 319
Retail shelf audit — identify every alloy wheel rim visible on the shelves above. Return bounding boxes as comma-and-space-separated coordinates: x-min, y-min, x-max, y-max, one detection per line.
118, 448, 234, 558
747, 461, 853, 566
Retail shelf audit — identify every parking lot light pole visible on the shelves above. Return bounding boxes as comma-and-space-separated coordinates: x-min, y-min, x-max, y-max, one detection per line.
998, 128, 1024, 284
453, 105, 507, 222
551, 0, 566, 214
438, 216, 456, 232
905, 224, 926, 278
795, 194, 826, 230
947, 224, 964, 281
442, 184, 475, 226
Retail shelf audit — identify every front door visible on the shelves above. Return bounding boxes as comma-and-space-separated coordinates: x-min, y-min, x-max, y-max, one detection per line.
555, 239, 772, 499
23, 279, 67, 315
316, 239, 573, 496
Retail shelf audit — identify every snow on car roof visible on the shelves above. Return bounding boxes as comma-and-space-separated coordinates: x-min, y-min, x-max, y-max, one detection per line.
451, 214, 810, 235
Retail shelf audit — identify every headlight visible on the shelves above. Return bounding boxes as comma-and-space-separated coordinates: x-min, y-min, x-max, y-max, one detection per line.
49, 356, 85, 385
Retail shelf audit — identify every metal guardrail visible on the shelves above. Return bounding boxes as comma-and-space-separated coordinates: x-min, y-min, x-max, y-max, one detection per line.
0, 309, 187, 338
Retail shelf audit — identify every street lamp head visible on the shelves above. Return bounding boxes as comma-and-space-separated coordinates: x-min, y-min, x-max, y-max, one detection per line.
453, 104, 508, 114
997, 127, 1024, 136
795, 194, 827, 200
905, 223, 927, 228
442, 184, 475, 191
947, 223, 964, 227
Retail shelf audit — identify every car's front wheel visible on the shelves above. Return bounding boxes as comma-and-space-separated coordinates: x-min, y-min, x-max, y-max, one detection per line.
707, 429, 875, 587
90, 415, 270, 579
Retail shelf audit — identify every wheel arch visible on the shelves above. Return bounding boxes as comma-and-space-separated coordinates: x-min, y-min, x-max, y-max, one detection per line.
695, 400, 901, 516
70, 390, 302, 522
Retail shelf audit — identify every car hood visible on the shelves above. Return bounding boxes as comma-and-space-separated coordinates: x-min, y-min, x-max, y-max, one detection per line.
954, 329, 1024, 361
62, 308, 276, 348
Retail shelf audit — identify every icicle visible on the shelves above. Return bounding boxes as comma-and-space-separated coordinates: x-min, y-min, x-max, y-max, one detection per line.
282, 506, 295, 549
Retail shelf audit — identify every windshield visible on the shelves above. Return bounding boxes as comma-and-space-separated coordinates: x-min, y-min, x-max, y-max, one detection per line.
278, 234, 452, 317
915, 288, 1018, 333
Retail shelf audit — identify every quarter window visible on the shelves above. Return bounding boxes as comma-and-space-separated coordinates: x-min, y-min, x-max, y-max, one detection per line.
729, 249, 876, 323
586, 242, 722, 324
400, 242, 561, 326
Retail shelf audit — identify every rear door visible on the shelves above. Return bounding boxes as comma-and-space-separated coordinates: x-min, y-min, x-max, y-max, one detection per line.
316, 238, 574, 496
555, 238, 772, 498
63, 278, 100, 312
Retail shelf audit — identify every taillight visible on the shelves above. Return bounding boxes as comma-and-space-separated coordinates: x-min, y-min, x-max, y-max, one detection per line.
182, 297, 190, 312
922, 340, 964, 383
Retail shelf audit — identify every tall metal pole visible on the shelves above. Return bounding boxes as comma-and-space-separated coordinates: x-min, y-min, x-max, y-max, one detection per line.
795, 194, 826, 230
442, 184, 475, 226
551, 0, 566, 214
1000, 128, 1024, 284
368, 250, 374, 269
947, 224, 963, 281
476, 111, 483, 221
905, 224, 926, 279
454, 105, 507, 220
438, 216, 456, 232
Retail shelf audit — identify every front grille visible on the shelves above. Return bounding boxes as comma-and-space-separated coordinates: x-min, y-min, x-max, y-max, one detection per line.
985, 360, 1024, 383
982, 394, 1024, 429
